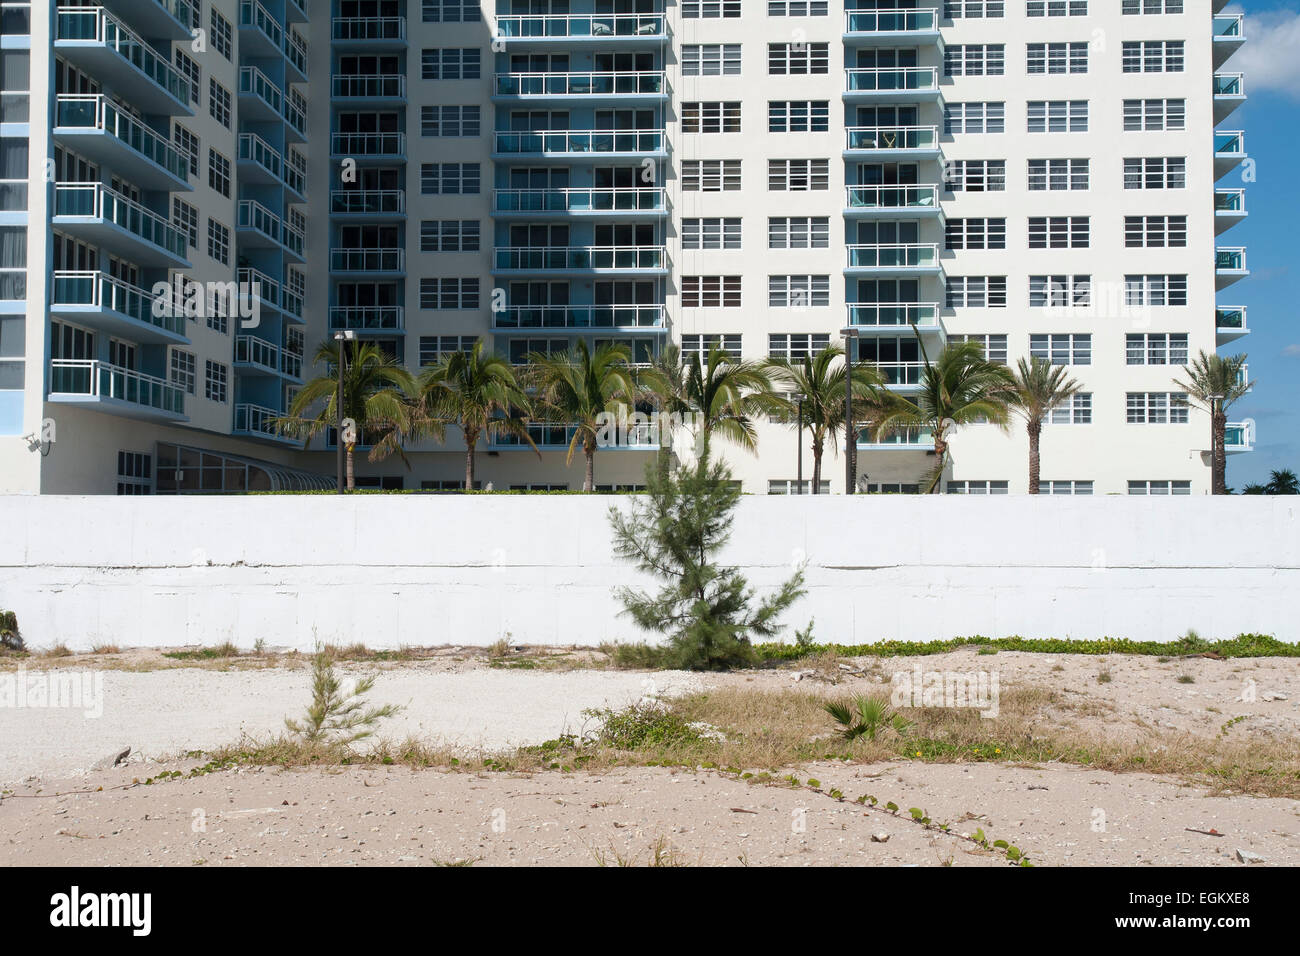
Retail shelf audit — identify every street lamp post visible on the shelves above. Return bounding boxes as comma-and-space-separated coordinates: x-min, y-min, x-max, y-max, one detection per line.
334, 330, 355, 494
793, 391, 806, 494
840, 327, 859, 495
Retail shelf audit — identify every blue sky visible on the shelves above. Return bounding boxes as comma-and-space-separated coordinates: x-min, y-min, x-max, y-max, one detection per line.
1220, 3, 1300, 487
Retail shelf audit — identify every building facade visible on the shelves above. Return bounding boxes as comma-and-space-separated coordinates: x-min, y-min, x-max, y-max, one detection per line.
1, 0, 1254, 495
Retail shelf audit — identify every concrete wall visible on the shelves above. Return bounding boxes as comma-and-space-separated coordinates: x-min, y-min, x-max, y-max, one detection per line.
0, 495, 1296, 651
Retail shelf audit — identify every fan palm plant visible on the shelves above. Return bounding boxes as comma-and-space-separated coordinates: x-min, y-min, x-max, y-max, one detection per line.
1173, 350, 1252, 495
417, 340, 536, 491
1009, 356, 1082, 495
277, 340, 416, 491
527, 339, 637, 491
872, 339, 1016, 493
1267, 468, 1298, 495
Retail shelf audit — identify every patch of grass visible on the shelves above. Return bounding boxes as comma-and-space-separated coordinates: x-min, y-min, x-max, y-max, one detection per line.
91, 644, 121, 655
1096, 669, 1113, 684
1176, 674, 1195, 684
163, 641, 241, 660
40, 644, 73, 658
599, 641, 674, 669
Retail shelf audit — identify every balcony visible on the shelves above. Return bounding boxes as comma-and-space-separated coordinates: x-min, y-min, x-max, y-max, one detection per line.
53, 183, 188, 267
50, 271, 189, 345
844, 184, 941, 217
237, 200, 304, 259
1215, 247, 1248, 289
843, 67, 940, 102
281, 281, 304, 322
843, 8, 940, 45
284, 29, 309, 81
857, 425, 934, 451
237, 132, 285, 185
234, 403, 296, 445
53, 94, 190, 191
238, 267, 281, 316
284, 91, 307, 141
332, 16, 407, 49
1213, 14, 1245, 68
330, 248, 406, 274
331, 74, 406, 102
1213, 72, 1246, 122
492, 187, 665, 217
492, 305, 667, 332
330, 131, 407, 161
1235, 363, 1252, 393
330, 189, 406, 218
844, 125, 941, 159
239, 65, 285, 123
492, 129, 666, 161
48, 360, 186, 422
1214, 130, 1246, 181
329, 306, 405, 333
234, 334, 282, 376
492, 245, 669, 275
846, 302, 943, 336
1214, 188, 1247, 233
238, 0, 282, 59
54, 6, 192, 114
493, 14, 667, 47
845, 243, 942, 276
492, 71, 667, 103
134, 0, 194, 40
1215, 305, 1248, 344
285, 149, 306, 198
1224, 421, 1254, 454
492, 422, 657, 451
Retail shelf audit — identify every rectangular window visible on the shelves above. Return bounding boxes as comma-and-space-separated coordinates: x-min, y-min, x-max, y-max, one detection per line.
169, 349, 196, 395
208, 79, 230, 128
682, 333, 741, 357
421, 48, 481, 80
1026, 42, 1089, 74
947, 1, 1006, 15
1126, 333, 1189, 366
172, 197, 198, 249
768, 43, 829, 74
768, 159, 829, 191
418, 335, 478, 365
204, 360, 227, 403
682, 160, 741, 191
769, 275, 830, 307
206, 219, 229, 265
420, 163, 481, 194
1027, 1, 1088, 14
1029, 274, 1091, 307
950, 334, 1008, 364
207, 148, 230, 197
1047, 393, 1092, 424
420, 105, 481, 137
1027, 100, 1088, 132
422, 1, 481, 22
682, 276, 742, 308
1028, 216, 1090, 249
683, 101, 741, 133
1124, 274, 1188, 306
116, 451, 152, 495
945, 160, 1006, 192
1044, 480, 1094, 495
173, 123, 199, 177
945, 44, 1006, 77
1123, 98, 1186, 131
683, 0, 741, 17
1128, 480, 1192, 495
419, 220, 480, 252
682, 218, 742, 250
946, 277, 1008, 308
418, 277, 481, 309
1028, 158, 1089, 191
210, 9, 232, 60
1125, 215, 1187, 248
947, 481, 1010, 494
768, 217, 830, 249
1123, 157, 1186, 190
175, 49, 200, 106
769, 1, 829, 14
945, 102, 1006, 134
769, 480, 831, 494
1122, 40, 1184, 73
768, 100, 830, 133
682, 44, 742, 77
1126, 392, 1190, 424
769, 333, 831, 360
946, 218, 1007, 250
1030, 333, 1092, 366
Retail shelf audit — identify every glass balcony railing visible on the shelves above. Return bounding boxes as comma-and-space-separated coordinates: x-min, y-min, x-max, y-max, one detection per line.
845, 125, 939, 151
235, 334, 280, 372
49, 359, 185, 415
151, 0, 193, 31
281, 283, 304, 319
845, 184, 939, 210
875, 362, 926, 387
330, 248, 406, 272
51, 270, 187, 337
858, 425, 933, 447
332, 74, 406, 98
494, 246, 667, 270
844, 8, 938, 33
493, 71, 666, 96
238, 131, 284, 179
492, 305, 666, 330
234, 403, 285, 437
238, 267, 281, 308
494, 14, 665, 39
330, 189, 406, 215
239, 65, 283, 113
846, 244, 940, 268
1215, 130, 1245, 155
331, 131, 406, 156
55, 94, 188, 182
238, 0, 282, 48
495, 422, 656, 449
1224, 422, 1253, 449
846, 302, 941, 329
493, 187, 664, 213
284, 92, 306, 136
1214, 13, 1244, 37
54, 183, 187, 260
55, 6, 191, 107
1215, 306, 1247, 330
332, 16, 406, 41
1213, 73, 1244, 96
237, 200, 303, 256
285, 149, 306, 195
284, 29, 309, 77
329, 306, 405, 331
493, 129, 664, 155
1215, 188, 1245, 212
844, 67, 939, 93
1215, 247, 1246, 271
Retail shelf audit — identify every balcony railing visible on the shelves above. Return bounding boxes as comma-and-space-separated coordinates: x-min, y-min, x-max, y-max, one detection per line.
1215, 188, 1245, 212
284, 91, 306, 136
332, 74, 406, 98
1215, 247, 1247, 271
329, 306, 405, 331
1215, 130, 1245, 155
846, 302, 941, 330
1224, 421, 1253, 449
1213, 13, 1244, 37
1215, 306, 1247, 331
51, 271, 187, 337
1213, 73, 1244, 96
844, 67, 939, 92
494, 422, 657, 449
237, 200, 303, 256
493, 129, 664, 155
234, 403, 284, 437
238, 0, 281, 47
54, 183, 187, 260
239, 65, 283, 113
845, 125, 939, 151
844, 8, 938, 33
331, 189, 406, 215
493, 305, 666, 330
494, 71, 666, 96
846, 243, 940, 269
875, 362, 926, 387
285, 149, 306, 195
150, 0, 193, 31
493, 187, 664, 213
845, 184, 939, 210
494, 246, 667, 270
331, 248, 406, 272
494, 14, 665, 39
284, 30, 308, 77
49, 359, 185, 415
238, 131, 283, 179
238, 267, 280, 308
858, 425, 934, 447
332, 16, 406, 41
54, 94, 189, 183
331, 131, 406, 156
235, 334, 280, 373
281, 283, 303, 319
55, 6, 191, 107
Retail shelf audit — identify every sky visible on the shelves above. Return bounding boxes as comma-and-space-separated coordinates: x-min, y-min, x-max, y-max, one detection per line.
1219, 3, 1300, 488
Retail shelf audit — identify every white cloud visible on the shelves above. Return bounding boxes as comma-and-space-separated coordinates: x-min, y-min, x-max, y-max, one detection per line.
1282, 344, 1300, 357
1225, 6, 1300, 99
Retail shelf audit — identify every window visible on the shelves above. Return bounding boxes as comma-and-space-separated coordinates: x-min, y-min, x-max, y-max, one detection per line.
204, 360, 227, 403
1029, 274, 1091, 307
1122, 41, 1184, 73
1126, 333, 1189, 366
1027, 42, 1088, 74
421, 1, 480, 22
769, 217, 830, 249
682, 44, 741, 76
769, 480, 831, 495
947, 481, 1010, 494
769, 275, 830, 307
420, 220, 480, 252
945, 160, 1006, 192
1047, 393, 1092, 424
207, 148, 229, 197
172, 198, 198, 249
420, 105, 480, 137
418, 335, 478, 365
173, 123, 199, 177
768, 43, 829, 74
1125, 215, 1187, 248
1123, 0, 1183, 14
682, 333, 741, 357
1125, 274, 1188, 306
1030, 333, 1091, 366
683, 0, 741, 17
947, 1, 1005, 16
682, 276, 742, 308
1123, 157, 1185, 190
1123, 99, 1185, 131
683, 101, 741, 133
768, 100, 829, 133
116, 451, 151, 496
1027, 1, 1088, 14
682, 159, 741, 191
946, 276, 1008, 308
208, 79, 230, 127
768, 159, 829, 191
1127, 392, 1190, 424
1028, 216, 1089, 249
206, 219, 229, 265
946, 218, 1007, 250
206, 285, 228, 334
1044, 480, 1093, 495
949, 334, 1008, 364
769, 333, 831, 360
419, 278, 480, 309
683, 218, 742, 250
421, 163, 481, 194
945, 44, 1006, 76
1128, 480, 1192, 495
169, 350, 196, 395
1028, 100, 1087, 132
1028, 158, 1089, 191
210, 9, 232, 60
769, 1, 828, 14
945, 102, 1005, 134
421, 48, 480, 80
175, 50, 200, 106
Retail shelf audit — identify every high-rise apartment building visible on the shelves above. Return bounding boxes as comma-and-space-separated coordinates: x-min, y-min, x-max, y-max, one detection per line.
1, 1, 1254, 495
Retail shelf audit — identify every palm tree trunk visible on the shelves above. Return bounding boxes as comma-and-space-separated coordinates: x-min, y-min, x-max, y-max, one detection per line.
1212, 410, 1227, 495
464, 427, 478, 491
1027, 419, 1042, 495
811, 440, 823, 494
931, 436, 948, 494
345, 446, 355, 491
584, 438, 596, 492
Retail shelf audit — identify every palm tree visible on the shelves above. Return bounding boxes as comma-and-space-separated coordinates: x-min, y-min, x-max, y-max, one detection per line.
1267, 468, 1299, 495
278, 340, 416, 491
872, 339, 1015, 493
1173, 350, 1252, 495
1241, 483, 1268, 495
762, 344, 883, 494
1009, 356, 1082, 495
417, 340, 536, 490
527, 339, 637, 491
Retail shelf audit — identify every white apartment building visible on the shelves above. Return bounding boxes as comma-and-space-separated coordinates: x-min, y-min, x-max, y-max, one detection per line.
0, 0, 1254, 496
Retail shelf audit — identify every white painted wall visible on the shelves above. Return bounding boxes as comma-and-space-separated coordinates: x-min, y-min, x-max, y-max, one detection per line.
1, 495, 1295, 651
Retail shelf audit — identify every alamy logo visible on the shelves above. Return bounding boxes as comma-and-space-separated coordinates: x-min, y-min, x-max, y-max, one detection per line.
890, 664, 1000, 718
49, 887, 151, 936
0, 667, 103, 718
